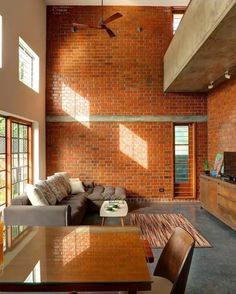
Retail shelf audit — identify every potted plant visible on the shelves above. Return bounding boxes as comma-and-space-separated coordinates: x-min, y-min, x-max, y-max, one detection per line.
204, 160, 210, 175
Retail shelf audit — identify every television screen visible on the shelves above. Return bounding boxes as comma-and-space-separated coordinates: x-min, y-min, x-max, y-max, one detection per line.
223, 152, 236, 179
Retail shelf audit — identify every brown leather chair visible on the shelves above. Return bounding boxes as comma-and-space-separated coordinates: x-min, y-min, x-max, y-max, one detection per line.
139, 226, 195, 294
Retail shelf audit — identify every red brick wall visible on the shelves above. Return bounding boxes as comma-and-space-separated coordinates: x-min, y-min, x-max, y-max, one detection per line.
46, 6, 207, 199
208, 76, 236, 169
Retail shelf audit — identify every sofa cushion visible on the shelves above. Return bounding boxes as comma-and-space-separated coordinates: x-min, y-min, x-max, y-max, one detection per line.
101, 186, 116, 200
83, 181, 94, 189
55, 172, 71, 194
87, 186, 126, 201
59, 193, 87, 208
11, 193, 31, 205
86, 185, 105, 201
46, 176, 68, 202
25, 184, 49, 206
114, 187, 126, 200
70, 203, 87, 225
70, 179, 85, 194
58, 193, 88, 225
35, 180, 57, 205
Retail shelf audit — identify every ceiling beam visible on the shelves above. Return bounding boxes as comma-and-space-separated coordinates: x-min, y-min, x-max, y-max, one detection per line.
45, 0, 190, 7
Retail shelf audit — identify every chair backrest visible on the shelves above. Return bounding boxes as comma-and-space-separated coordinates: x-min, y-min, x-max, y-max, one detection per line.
153, 227, 195, 294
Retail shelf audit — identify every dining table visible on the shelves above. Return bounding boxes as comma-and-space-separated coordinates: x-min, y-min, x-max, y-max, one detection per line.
0, 225, 152, 293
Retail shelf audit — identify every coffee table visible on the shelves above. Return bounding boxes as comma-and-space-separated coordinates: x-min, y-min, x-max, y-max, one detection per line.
0, 225, 151, 293
100, 200, 128, 226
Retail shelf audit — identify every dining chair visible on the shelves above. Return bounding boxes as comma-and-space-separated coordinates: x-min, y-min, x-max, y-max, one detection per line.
139, 226, 195, 294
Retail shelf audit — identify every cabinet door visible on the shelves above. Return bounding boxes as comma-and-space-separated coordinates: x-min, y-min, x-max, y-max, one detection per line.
200, 177, 208, 206
207, 180, 218, 212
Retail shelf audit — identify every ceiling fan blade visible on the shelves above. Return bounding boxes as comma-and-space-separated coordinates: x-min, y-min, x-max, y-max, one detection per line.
103, 13, 123, 25
105, 26, 116, 38
72, 23, 99, 32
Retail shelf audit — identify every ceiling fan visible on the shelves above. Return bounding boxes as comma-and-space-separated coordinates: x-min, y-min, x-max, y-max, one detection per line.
72, 0, 123, 38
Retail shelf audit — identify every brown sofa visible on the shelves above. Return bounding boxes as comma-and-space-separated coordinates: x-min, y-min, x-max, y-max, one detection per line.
4, 185, 126, 226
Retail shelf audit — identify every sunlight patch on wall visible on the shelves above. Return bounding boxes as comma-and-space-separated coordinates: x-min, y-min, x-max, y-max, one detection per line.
61, 83, 90, 128
119, 124, 148, 169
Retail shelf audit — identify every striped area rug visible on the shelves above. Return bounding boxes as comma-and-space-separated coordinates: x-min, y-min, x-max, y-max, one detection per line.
129, 213, 211, 248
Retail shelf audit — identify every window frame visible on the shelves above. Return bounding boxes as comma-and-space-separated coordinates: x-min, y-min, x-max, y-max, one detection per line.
0, 15, 2, 68
174, 124, 189, 184
11, 119, 32, 199
172, 7, 186, 35
172, 122, 196, 199
19, 37, 39, 93
0, 116, 6, 206
0, 115, 32, 207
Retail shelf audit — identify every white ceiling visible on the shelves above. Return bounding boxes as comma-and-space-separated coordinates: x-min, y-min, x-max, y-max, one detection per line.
45, 0, 190, 6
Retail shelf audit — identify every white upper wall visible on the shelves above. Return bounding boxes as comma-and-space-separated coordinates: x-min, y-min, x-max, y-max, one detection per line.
45, 0, 190, 6
0, 0, 46, 181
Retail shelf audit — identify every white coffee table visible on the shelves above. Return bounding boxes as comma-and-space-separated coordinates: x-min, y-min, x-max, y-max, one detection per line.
100, 200, 128, 226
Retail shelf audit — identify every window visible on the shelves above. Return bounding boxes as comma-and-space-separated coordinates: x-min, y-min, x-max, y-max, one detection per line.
19, 37, 39, 92
0, 117, 6, 206
0, 116, 32, 206
173, 123, 196, 199
174, 125, 189, 183
0, 15, 2, 68
11, 122, 31, 198
172, 8, 185, 34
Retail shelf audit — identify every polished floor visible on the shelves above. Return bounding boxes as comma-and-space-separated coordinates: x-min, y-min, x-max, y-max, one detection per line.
83, 201, 236, 294
4, 201, 236, 294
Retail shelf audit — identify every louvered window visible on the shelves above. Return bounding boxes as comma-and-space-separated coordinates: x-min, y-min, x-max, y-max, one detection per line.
19, 45, 34, 88
19, 37, 39, 92
174, 123, 196, 199
174, 125, 189, 183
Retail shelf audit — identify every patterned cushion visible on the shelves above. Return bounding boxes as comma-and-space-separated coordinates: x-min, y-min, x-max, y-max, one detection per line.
54, 172, 71, 194
35, 180, 57, 205
46, 175, 68, 202
25, 184, 49, 206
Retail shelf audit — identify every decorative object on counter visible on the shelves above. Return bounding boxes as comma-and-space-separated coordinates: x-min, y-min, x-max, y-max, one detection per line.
204, 160, 210, 175
211, 153, 223, 177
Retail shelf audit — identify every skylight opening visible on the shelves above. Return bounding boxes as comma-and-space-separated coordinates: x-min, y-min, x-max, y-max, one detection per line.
173, 13, 184, 34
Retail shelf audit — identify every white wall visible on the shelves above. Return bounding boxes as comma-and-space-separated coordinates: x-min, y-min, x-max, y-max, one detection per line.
0, 0, 46, 181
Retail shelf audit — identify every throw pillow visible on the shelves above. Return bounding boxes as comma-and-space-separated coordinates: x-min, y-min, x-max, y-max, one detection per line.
46, 175, 68, 202
54, 172, 71, 194
70, 179, 85, 194
25, 184, 49, 206
83, 181, 94, 189
35, 180, 57, 205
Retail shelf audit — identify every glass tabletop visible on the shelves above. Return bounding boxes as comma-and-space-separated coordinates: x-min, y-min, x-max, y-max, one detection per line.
0, 225, 151, 291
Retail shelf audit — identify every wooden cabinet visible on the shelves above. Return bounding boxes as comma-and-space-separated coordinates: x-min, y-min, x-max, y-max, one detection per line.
200, 175, 236, 230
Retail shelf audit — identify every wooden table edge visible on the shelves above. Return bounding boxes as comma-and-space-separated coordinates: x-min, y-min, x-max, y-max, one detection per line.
0, 280, 152, 292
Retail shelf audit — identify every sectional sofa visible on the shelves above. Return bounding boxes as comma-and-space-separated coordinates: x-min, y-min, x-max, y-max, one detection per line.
4, 174, 126, 226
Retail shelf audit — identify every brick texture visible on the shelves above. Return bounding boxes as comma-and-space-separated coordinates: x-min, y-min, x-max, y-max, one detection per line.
208, 76, 236, 169
46, 6, 207, 199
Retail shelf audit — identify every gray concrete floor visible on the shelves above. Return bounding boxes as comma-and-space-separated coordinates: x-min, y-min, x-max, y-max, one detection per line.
83, 201, 236, 294
4, 201, 236, 294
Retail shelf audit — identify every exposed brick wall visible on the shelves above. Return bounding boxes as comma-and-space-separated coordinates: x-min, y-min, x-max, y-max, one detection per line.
46, 6, 207, 199
208, 76, 236, 169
